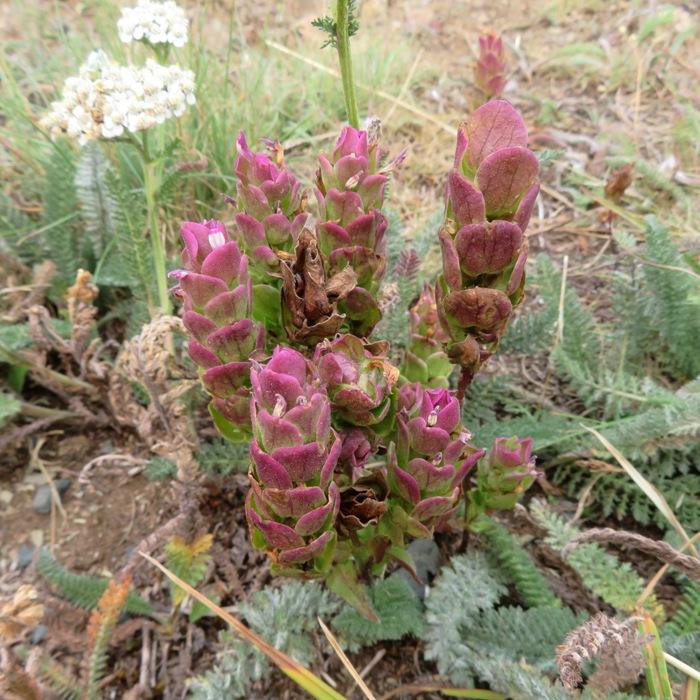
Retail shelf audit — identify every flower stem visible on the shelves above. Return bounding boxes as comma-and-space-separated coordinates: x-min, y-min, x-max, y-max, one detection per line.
335, 0, 359, 129
142, 130, 172, 315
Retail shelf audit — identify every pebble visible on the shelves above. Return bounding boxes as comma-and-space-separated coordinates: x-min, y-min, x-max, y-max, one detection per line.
32, 478, 72, 515
31, 625, 47, 645
16, 546, 34, 570
392, 538, 443, 599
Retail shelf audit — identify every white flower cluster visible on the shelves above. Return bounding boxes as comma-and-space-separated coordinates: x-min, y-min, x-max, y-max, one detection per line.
40, 51, 196, 145
118, 0, 189, 47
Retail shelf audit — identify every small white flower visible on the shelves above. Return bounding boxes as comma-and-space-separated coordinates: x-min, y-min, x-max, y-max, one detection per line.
117, 0, 189, 48
39, 49, 196, 144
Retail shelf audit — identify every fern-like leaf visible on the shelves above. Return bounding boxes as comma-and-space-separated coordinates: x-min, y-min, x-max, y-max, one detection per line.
104, 169, 156, 308
41, 662, 83, 700
164, 533, 213, 607
530, 502, 663, 617
85, 577, 131, 699
481, 518, 561, 609
332, 576, 424, 652
37, 549, 153, 616
635, 216, 700, 379
667, 579, 700, 635
423, 550, 507, 686
188, 581, 340, 699
311, 0, 359, 48
42, 148, 80, 287
75, 142, 113, 260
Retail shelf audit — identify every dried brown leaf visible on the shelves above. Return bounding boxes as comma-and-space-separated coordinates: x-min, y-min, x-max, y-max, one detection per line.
556, 613, 648, 693
604, 163, 634, 201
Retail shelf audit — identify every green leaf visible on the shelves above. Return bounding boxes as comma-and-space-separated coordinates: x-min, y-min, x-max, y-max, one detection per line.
0, 391, 22, 428
326, 561, 378, 623
333, 576, 424, 652
209, 403, 249, 443
37, 549, 154, 616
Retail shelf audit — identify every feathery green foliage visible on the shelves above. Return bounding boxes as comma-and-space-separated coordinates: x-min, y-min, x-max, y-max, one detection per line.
480, 518, 561, 609
529, 502, 657, 614
423, 549, 582, 686
40, 663, 84, 700
103, 168, 154, 318
75, 142, 113, 262
667, 579, 700, 635
0, 391, 21, 428
555, 444, 700, 532
312, 0, 359, 49
164, 534, 213, 608
197, 439, 250, 476
86, 579, 132, 700
469, 653, 649, 700
0, 192, 35, 263
143, 456, 178, 482
188, 581, 340, 700
488, 246, 700, 532
660, 631, 700, 671
423, 550, 507, 686
471, 605, 583, 670
41, 147, 81, 288
332, 575, 425, 652
37, 549, 154, 616
187, 634, 268, 700
627, 216, 700, 379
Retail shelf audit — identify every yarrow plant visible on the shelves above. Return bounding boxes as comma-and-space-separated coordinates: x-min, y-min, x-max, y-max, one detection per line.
39, 0, 195, 315
118, 0, 189, 49
170, 97, 542, 616
40, 50, 195, 144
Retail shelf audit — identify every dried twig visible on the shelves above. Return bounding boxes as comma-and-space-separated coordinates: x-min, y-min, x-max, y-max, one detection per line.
563, 528, 700, 583
109, 316, 198, 482
119, 511, 190, 579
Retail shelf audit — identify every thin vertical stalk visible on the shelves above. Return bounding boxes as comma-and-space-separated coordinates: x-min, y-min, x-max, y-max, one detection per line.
335, 0, 359, 129
142, 130, 172, 315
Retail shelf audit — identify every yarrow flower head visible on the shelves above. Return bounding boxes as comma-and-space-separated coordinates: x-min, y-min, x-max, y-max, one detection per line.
40, 51, 196, 144
118, 0, 189, 47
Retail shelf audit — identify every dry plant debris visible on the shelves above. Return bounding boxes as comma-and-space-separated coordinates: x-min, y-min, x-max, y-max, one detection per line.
556, 613, 649, 694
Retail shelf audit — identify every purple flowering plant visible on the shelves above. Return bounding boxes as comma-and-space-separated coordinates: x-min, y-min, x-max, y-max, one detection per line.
169, 100, 541, 618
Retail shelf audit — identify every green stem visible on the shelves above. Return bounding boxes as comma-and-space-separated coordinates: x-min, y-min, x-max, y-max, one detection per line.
335, 0, 359, 129
142, 131, 172, 315
21, 403, 80, 420
1, 345, 96, 392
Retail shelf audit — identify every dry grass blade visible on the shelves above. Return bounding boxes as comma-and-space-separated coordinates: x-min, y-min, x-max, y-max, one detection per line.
583, 426, 698, 558
612, 231, 700, 284
265, 40, 452, 133
639, 612, 673, 698
563, 528, 700, 582
318, 617, 376, 700
577, 187, 646, 230
378, 686, 506, 700
140, 553, 348, 700
637, 530, 700, 607
665, 653, 700, 683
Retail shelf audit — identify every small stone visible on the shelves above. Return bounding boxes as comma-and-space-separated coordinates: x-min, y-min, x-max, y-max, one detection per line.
32, 478, 72, 515
0, 489, 13, 504
31, 625, 47, 644
393, 538, 443, 599
17, 546, 34, 570
30, 530, 44, 548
